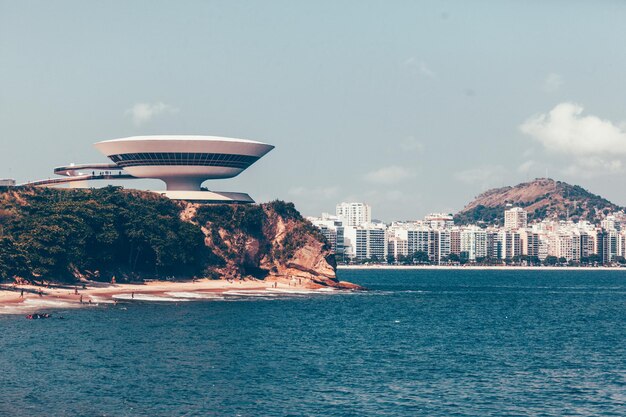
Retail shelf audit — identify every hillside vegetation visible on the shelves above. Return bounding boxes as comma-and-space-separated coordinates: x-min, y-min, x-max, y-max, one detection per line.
0, 187, 343, 286
454, 178, 622, 225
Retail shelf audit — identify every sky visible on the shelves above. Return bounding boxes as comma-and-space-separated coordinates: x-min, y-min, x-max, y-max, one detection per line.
2, 0, 626, 221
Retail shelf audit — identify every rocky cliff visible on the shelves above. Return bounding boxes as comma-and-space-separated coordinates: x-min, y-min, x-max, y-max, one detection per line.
190, 200, 357, 288
455, 178, 623, 225
0, 187, 357, 288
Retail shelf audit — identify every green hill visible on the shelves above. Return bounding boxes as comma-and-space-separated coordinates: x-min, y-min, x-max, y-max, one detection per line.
454, 178, 623, 225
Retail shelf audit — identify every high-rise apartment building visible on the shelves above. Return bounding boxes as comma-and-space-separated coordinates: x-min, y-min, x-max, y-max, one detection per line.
336, 202, 371, 227
460, 226, 487, 261
504, 207, 528, 230
343, 223, 387, 261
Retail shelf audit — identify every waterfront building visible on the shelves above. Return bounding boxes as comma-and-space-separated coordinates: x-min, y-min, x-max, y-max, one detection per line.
433, 229, 452, 264
388, 236, 408, 260
343, 223, 387, 261
602, 229, 620, 263
450, 228, 461, 255
460, 226, 488, 261
336, 202, 371, 227
519, 229, 540, 259
0, 179, 16, 187
486, 229, 501, 260
499, 230, 522, 260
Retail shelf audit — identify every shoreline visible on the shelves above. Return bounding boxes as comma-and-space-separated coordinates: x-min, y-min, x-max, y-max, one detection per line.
0, 278, 343, 315
338, 265, 626, 271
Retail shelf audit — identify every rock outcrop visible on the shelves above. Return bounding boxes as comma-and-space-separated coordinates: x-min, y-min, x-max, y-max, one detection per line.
193, 200, 358, 289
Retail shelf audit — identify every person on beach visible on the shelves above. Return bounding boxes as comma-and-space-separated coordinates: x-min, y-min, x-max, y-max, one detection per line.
131, 292, 134, 299
80, 295, 83, 304
74, 287, 78, 295
38, 290, 42, 297
20, 289, 24, 298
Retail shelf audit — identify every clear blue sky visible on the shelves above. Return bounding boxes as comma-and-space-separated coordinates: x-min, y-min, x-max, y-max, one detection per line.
2, 0, 626, 221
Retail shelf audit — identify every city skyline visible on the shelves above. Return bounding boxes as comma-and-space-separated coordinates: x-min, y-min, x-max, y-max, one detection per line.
308, 202, 626, 265
2, 1, 626, 220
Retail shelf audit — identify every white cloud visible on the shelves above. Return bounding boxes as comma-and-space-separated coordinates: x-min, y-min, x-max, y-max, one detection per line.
520, 102, 626, 176
399, 136, 424, 152
364, 165, 415, 184
125, 101, 179, 126
543, 73, 563, 92
561, 158, 623, 178
520, 102, 626, 156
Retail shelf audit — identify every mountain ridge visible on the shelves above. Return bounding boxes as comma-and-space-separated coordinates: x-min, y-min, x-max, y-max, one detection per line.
454, 178, 623, 225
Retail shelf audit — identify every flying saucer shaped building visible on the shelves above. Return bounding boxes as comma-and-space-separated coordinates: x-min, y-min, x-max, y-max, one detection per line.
22, 135, 274, 204
95, 135, 273, 189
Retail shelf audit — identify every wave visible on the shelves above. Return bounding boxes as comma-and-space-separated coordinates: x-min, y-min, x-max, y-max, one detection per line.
0, 299, 78, 315
165, 292, 224, 300
222, 290, 280, 297
112, 293, 191, 302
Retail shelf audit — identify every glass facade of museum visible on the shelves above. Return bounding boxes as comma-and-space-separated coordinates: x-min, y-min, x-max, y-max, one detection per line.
107, 152, 260, 169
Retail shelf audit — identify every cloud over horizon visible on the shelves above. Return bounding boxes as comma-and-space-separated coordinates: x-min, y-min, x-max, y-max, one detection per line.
364, 165, 415, 184
125, 101, 179, 126
520, 102, 626, 176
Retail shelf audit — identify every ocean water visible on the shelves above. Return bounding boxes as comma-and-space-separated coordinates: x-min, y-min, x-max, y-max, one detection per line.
1, 270, 625, 416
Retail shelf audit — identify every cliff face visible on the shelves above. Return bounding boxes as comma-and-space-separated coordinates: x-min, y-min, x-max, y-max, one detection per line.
193, 200, 355, 288
455, 178, 623, 225
0, 187, 355, 288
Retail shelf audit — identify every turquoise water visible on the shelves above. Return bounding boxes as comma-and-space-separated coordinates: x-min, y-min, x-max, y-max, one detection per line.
1, 270, 625, 416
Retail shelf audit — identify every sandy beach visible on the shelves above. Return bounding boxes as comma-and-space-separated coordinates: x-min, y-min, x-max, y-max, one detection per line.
0, 278, 339, 315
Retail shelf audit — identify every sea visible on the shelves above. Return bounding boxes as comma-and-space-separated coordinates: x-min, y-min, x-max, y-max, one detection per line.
1, 269, 625, 416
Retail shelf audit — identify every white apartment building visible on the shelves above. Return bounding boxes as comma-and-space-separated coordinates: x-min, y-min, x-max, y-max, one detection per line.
343, 223, 387, 261
307, 215, 345, 257
499, 230, 522, 259
504, 207, 528, 230
386, 223, 450, 263
336, 202, 371, 227
424, 213, 454, 230
460, 226, 488, 261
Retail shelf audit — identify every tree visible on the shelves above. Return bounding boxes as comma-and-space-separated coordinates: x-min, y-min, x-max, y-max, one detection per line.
544, 256, 559, 266
586, 254, 603, 265
446, 253, 461, 263
412, 251, 430, 264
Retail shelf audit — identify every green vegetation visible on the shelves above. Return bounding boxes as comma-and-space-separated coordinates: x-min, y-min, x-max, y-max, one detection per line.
454, 205, 503, 226
0, 188, 332, 284
0, 187, 211, 283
